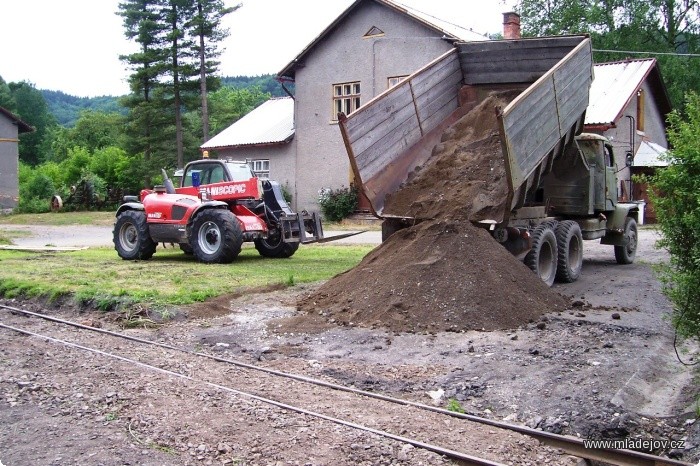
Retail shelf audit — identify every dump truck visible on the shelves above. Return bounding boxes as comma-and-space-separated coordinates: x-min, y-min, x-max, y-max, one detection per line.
338, 35, 639, 285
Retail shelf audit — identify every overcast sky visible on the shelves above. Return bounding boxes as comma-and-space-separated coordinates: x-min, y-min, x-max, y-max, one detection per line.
0, 0, 512, 98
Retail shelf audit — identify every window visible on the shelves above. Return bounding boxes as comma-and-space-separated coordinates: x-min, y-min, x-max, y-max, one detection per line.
249, 159, 270, 179
388, 75, 408, 89
636, 89, 645, 132
183, 162, 228, 187
332, 82, 361, 120
364, 26, 384, 38
225, 162, 255, 181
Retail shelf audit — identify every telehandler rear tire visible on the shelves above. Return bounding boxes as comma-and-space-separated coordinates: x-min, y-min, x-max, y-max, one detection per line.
190, 209, 243, 264
614, 217, 637, 265
255, 228, 299, 258
555, 220, 583, 283
113, 210, 157, 260
524, 224, 558, 287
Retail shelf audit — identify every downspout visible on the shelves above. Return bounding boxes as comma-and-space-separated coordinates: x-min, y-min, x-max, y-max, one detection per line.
276, 76, 298, 209
276, 76, 295, 101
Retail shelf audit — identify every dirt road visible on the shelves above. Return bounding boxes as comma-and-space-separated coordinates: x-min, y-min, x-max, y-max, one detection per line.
0, 224, 381, 248
1, 225, 698, 465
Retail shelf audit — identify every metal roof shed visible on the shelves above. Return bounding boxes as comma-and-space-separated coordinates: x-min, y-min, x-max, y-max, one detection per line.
201, 97, 295, 151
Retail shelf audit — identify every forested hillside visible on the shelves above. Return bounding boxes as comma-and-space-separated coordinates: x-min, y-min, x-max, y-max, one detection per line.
221, 75, 292, 97
42, 90, 126, 126
43, 74, 287, 127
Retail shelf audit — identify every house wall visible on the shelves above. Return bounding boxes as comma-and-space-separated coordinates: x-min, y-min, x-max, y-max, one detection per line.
0, 115, 20, 210
598, 80, 668, 201
292, 1, 456, 211
210, 143, 296, 197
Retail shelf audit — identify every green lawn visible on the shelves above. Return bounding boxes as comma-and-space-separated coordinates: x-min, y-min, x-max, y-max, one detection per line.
0, 243, 374, 311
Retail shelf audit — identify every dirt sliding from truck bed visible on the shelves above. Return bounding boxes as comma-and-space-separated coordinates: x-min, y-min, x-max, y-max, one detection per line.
297, 91, 568, 333
382, 91, 520, 222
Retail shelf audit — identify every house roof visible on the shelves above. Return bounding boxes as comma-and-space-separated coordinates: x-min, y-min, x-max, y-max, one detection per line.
277, 0, 488, 80
634, 140, 669, 167
0, 106, 34, 133
200, 97, 294, 150
585, 58, 672, 127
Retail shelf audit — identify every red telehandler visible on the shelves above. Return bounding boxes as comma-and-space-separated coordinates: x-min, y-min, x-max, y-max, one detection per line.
113, 158, 323, 263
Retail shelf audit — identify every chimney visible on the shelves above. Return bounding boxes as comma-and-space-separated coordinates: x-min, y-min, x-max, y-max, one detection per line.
503, 12, 521, 39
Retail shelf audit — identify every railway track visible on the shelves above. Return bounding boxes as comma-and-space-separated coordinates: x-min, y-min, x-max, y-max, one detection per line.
0, 303, 691, 466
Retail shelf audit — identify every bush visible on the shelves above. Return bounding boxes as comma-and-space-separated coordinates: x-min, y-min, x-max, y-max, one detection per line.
648, 92, 700, 341
16, 170, 55, 213
318, 185, 358, 222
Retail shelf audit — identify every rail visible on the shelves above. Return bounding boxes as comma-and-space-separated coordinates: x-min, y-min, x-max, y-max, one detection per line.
0, 304, 692, 466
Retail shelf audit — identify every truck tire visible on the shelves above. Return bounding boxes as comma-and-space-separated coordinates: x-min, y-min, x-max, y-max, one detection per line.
190, 209, 243, 264
113, 210, 157, 260
524, 224, 558, 287
614, 217, 638, 265
555, 220, 583, 283
254, 228, 299, 258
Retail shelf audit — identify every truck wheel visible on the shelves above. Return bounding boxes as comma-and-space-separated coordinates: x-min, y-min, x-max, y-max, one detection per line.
190, 209, 243, 264
524, 224, 558, 287
179, 243, 193, 255
254, 228, 299, 258
113, 210, 157, 260
555, 220, 583, 283
614, 217, 637, 265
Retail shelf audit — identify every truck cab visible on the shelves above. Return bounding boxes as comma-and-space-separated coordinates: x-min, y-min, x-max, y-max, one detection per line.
576, 133, 618, 212
543, 133, 618, 218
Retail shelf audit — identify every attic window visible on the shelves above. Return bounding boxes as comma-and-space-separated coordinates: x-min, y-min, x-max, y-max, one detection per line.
636, 89, 645, 132
364, 26, 384, 38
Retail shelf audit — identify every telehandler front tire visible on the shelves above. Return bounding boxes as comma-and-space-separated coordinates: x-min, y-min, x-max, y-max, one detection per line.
524, 224, 558, 287
555, 220, 583, 283
614, 217, 638, 265
190, 209, 243, 264
113, 210, 157, 260
254, 227, 299, 258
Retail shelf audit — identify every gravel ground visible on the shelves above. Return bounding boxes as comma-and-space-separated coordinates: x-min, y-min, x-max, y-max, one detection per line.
0, 225, 699, 465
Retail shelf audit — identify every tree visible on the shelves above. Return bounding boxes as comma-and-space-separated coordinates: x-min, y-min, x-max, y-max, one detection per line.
199, 86, 270, 135
648, 92, 700, 341
188, 0, 238, 142
161, 0, 199, 169
0, 75, 16, 112
9, 81, 56, 166
516, 0, 700, 109
119, 0, 169, 185
50, 111, 128, 162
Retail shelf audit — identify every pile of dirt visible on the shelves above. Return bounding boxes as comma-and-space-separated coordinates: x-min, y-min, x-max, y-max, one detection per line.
298, 91, 568, 333
299, 220, 565, 333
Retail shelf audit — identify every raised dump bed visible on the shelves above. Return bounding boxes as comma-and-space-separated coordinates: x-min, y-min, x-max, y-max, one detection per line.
338, 35, 593, 224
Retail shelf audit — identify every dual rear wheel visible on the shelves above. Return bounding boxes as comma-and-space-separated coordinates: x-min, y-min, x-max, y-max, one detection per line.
524, 220, 583, 286
525, 218, 638, 286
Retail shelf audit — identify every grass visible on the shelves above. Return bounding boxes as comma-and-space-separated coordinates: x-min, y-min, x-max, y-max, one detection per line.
0, 243, 374, 310
446, 399, 465, 414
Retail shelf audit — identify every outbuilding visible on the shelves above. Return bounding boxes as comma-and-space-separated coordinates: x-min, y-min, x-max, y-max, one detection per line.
0, 106, 33, 210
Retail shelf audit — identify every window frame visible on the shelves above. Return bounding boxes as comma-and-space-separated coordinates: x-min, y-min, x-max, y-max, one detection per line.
636, 89, 645, 133
388, 75, 408, 89
332, 81, 361, 121
249, 159, 270, 179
